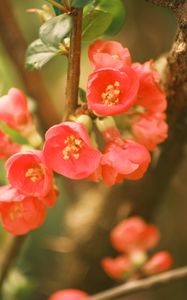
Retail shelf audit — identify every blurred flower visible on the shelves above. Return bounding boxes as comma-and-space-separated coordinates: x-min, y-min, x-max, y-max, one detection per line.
102, 256, 133, 279
143, 251, 173, 275
49, 289, 88, 300
0, 129, 21, 159
132, 112, 168, 150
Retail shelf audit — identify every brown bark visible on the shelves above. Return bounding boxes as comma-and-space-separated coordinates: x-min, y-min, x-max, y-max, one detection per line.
0, 0, 60, 129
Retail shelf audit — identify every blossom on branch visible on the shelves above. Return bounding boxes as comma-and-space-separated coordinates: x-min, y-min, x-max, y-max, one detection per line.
6, 150, 54, 198
87, 68, 139, 116
88, 39, 131, 71
43, 122, 101, 179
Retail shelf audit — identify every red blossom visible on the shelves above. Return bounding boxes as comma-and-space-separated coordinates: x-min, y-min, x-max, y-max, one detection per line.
132, 112, 168, 150
0, 129, 21, 159
132, 61, 167, 112
0, 185, 46, 235
6, 150, 53, 197
87, 68, 139, 116
48, 289, 88, 300
43, 122, 101, 180
102, 256, 133, 279
0, 88, 32, 131
88, 40, 131, 71
143, 251, 173, 275
101, 140, 151, 186
111, 217, 160, 253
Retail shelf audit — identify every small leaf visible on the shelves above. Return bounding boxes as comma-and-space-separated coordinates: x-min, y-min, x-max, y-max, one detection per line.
82, 9, 112, 41
25, 39, 59, 70
79, 88, 87, 102
53, 0, 63, 15
39, 14, 72, 47
71, 0, 91, 8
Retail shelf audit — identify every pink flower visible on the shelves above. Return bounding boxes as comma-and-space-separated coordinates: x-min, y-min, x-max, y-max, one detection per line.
88, 40, 131, 71
0, 185, 46, 235
0, 88, 32, 131
143, 251, 173, 275
87, 68, 139, 116
48, 289, 88, 300
43, 122, 101, 180
6, 150, 53, 197
101, 140, 151, 186
111, 217, 160, 253
132, 112, 168, 150
102, 256, 132, 279
0, 129, 21, 159
132, 61, 167, 112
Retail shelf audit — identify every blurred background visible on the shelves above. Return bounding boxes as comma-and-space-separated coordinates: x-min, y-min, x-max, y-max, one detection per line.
1, 1, 186, 300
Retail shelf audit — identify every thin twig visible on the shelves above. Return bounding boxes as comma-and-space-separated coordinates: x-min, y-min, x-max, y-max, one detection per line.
0, 235, 27, 290
63, 8, 83, 121
89, 266, 187, 300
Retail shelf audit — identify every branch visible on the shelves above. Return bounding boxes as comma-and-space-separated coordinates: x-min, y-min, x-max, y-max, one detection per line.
63, 8, 83, 121
0, 235, 27, 290
145, 0, 185, 9
0, 0, 60, 129
89, 266, 187, 300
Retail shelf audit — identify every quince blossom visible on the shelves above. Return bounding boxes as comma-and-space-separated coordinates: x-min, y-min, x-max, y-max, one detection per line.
6, 150, 54, 198
0, 185, 46, 235
111, 217, 160, 253
102, 256, 133, 279
88, 40, 131, 71
0, 88, 32, 131
87, 68, 139, 116
132, 112, 168, 150
133, 61, 167, 112
101, 140, 151, 186
43, 122, 101, 179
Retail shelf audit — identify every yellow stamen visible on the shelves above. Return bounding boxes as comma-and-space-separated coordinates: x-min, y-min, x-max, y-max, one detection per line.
101, 81, 121, 106
62, 135, 83, 160
25, 165, 44, 182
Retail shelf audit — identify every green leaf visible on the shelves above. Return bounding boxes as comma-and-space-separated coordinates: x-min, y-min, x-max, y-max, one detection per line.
79, 88, 87, 102
39, 14, 72, 47
71, 0, 91, 8
53, 0, 63, 15
25, 39, 59, 70
84, 0, 126, 36
82, 9, 112, 41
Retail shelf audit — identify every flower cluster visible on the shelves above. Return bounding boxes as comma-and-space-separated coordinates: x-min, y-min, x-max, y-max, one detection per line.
41, 39, 168, 186
0, 88, 58, 235
102, 216, 172, 280
0, 39, 168, 235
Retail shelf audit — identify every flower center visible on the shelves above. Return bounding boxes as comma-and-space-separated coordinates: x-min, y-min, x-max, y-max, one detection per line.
62, 135, 83, 160
25, 165, 44, 182
10, 203, 22, 221
111, 54, 119, 59
101, 81, 121, 106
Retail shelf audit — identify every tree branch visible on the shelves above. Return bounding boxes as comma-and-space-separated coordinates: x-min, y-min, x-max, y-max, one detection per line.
145, 0, 185, 9
0, 0, 60, 129
89, 266, 187, 300
63, 8, 83, 121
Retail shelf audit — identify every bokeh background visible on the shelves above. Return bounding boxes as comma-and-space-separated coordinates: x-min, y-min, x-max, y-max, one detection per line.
1, 1, 187, 300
